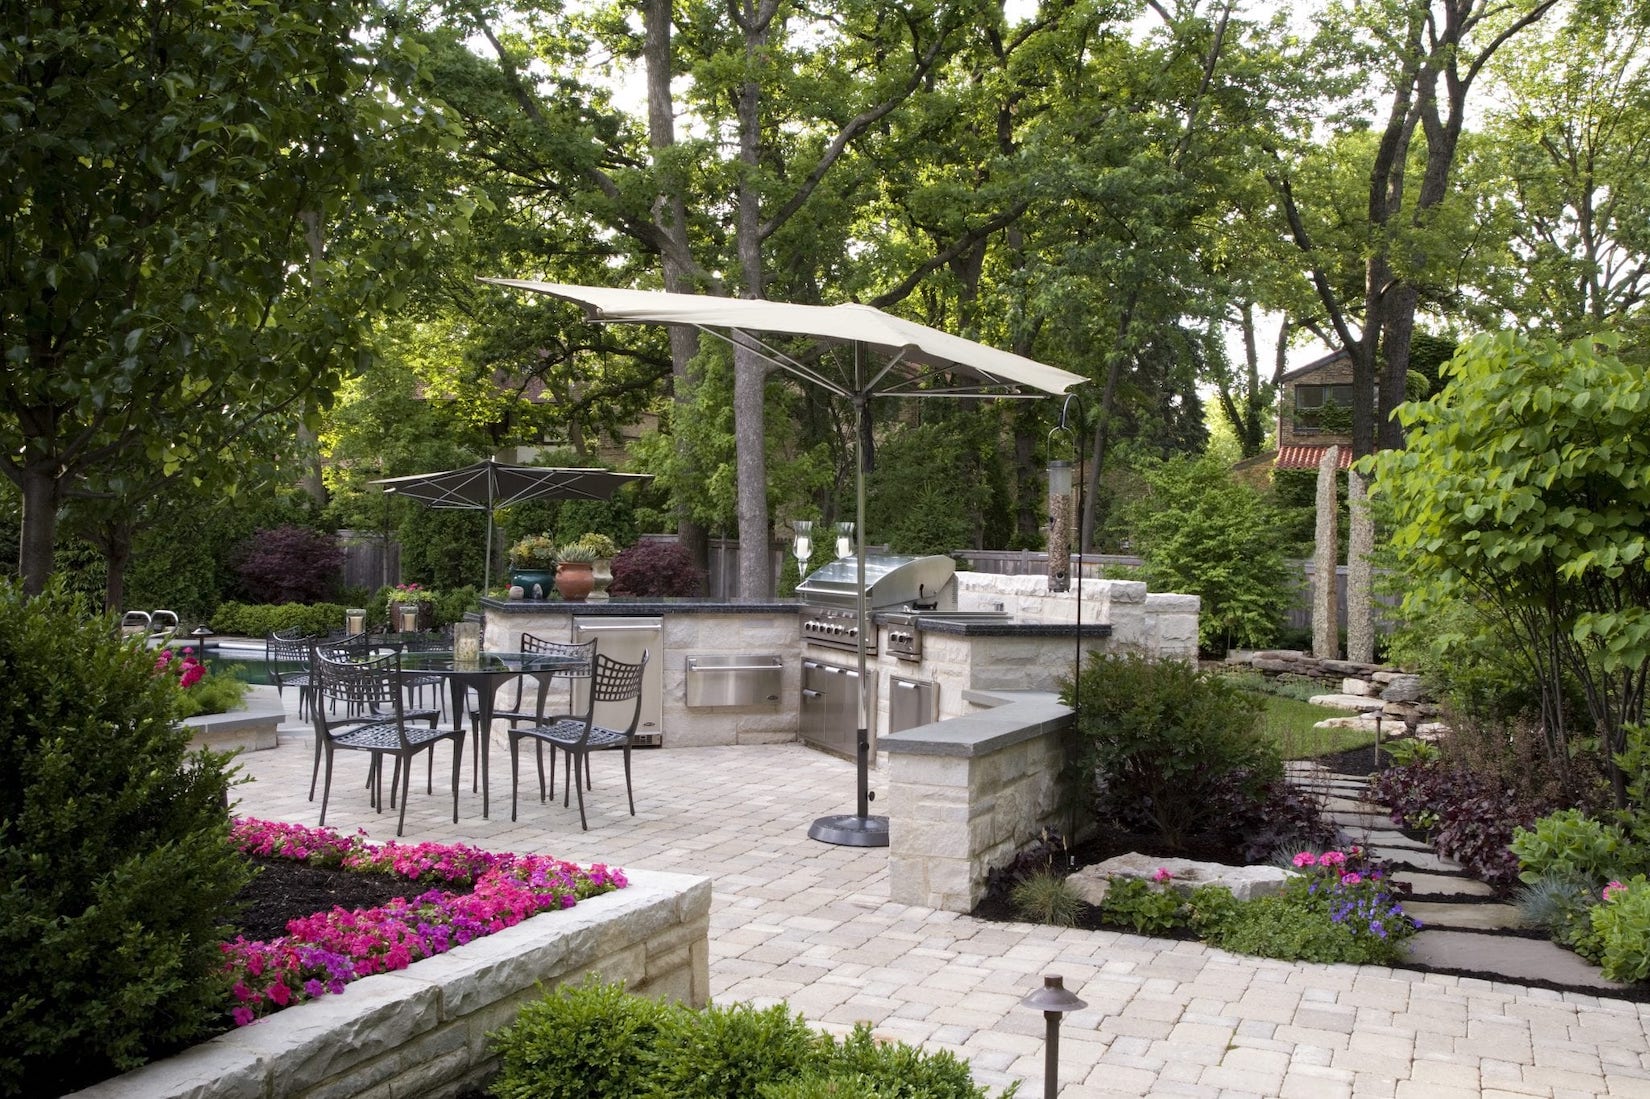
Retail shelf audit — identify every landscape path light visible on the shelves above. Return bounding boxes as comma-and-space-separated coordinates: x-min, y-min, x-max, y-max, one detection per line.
190, 625, 214, 672
1021, 974, 1087, 1099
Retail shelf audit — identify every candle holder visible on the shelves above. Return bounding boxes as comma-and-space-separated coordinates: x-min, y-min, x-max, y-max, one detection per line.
835, 522, 855, 560
792, 520, 814, 573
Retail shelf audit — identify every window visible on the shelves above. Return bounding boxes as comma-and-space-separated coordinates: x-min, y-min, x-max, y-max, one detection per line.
1294, 383, 1353, 410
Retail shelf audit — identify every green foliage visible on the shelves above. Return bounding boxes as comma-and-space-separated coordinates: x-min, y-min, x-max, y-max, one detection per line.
1010, 869, 1084, 928
1590, 877, 1650, 982
489, 982, 1005, 1099
1095, 878, 1188, 934
399, 509, 487, 592
489, 978, 676, 1099
0, 583, 253, 1095
645, 1000, 827, 1099
508, 534, 560, 569
210, 601, 350, 637
1196, 862, 1416, 967
1068, 652, 1281, 848
864, 416, 1013, 557
1382, 738, 1442, 768
170, 669, 252, 719
1123, 455, 1292, 654
1515, 871, 1605, 960
1510, 810, 1650, 886
1370, 332, 1650, 806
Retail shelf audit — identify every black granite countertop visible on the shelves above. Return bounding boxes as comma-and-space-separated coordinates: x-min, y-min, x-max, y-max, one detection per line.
481, 598, 800, 615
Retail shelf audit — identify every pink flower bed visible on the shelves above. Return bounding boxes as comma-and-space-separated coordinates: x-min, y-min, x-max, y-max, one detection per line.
222, 818, 627, 1025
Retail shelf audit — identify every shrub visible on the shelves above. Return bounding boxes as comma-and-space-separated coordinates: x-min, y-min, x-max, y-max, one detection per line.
1068, 652, 1281, 848
1590, 876, 1650, 983
1369, 760, 1547, 891
210, 600, 349, 637
234, 525, 344, 604
611, 539, 706, 598
489, 981, 1006, 1099
0, 583, 252, 1095
155, 648, 251, 718
1122, 454, 1292, 654
1511, 809, 1650, 886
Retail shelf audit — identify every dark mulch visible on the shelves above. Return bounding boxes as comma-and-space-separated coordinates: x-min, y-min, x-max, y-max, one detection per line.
231, 858, 448, 942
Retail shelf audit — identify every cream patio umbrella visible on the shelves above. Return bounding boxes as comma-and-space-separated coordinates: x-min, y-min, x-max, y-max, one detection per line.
482, 278, 1087, 846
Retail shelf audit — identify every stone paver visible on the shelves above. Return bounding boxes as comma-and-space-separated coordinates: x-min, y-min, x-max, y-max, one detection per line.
228, 689, 1650, 1097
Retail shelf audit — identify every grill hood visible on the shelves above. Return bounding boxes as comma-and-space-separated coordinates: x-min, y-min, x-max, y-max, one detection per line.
796, 554, 957, 611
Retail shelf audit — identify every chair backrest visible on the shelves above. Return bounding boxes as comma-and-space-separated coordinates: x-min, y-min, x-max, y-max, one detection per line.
398, 627, 451, 653
315, 631, 374, 662
589, 649, 649, 736
311, 651, 404, 728
521, 633, 594, 677
266, 630, 313, 670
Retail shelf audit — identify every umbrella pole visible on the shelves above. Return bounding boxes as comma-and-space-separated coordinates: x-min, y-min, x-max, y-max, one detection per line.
485, 510, 494, 593
809, 354, 889, 847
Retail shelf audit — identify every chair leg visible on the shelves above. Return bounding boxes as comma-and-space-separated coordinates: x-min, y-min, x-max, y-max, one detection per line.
309, 734, 322, 801
510, 732, 521, 823
450, 736, 462, 825
623, 745, 635, 817
318, 745, 335, 827
536, 741, 548, 804
571, 750, 589, 831
396, 751, 412, 837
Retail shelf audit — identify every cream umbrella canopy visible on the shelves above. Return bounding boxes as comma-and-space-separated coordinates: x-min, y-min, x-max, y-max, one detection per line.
482, 278, 1087, 846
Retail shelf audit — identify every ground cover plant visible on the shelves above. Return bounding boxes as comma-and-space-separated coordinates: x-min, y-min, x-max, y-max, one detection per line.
488, 979, 1014, 1098
221, 819, 627, 1025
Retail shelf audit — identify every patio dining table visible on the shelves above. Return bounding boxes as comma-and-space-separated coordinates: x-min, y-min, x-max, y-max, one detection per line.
396, 650, 588, 819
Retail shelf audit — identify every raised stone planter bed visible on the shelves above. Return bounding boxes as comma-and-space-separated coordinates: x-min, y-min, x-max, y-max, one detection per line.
182, 704, 286, 754
68, 868, 711, 1099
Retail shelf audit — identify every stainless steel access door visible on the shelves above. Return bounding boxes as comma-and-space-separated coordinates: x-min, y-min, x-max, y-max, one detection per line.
800, 657, 877, 761
572, 617, 664, 744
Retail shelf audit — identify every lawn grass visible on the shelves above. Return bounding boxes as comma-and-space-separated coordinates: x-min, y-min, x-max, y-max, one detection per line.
1250, 691, 1381, 760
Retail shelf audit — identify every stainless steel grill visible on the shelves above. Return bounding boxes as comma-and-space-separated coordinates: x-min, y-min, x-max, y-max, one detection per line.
796, 554, 957, 654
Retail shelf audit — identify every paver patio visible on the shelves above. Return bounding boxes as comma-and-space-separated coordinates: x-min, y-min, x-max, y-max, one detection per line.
229, 685, 1650, 1098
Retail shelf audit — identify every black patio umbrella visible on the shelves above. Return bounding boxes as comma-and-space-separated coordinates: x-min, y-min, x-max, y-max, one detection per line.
482, 279, 1086, 848
369, 459, 653, 590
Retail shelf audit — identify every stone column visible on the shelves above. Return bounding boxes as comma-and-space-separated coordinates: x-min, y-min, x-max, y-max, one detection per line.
1346, 467, 1374, 664
1312, 446, 1340, 659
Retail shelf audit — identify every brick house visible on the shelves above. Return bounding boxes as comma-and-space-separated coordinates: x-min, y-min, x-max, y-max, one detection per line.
1275, 349, 1355, 471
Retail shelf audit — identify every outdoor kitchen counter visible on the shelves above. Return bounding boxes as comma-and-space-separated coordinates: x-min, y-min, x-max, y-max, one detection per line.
479, 597, 803, 749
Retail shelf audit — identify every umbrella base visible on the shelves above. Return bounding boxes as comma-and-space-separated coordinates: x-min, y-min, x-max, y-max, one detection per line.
808, 813, 889, 847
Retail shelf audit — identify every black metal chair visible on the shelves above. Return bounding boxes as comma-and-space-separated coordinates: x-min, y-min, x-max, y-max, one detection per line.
265, 628, 315, 722
508, 649, 647, 830
310, 651, 460, 837
396, 627, 453, 715
488, 635, 594, 795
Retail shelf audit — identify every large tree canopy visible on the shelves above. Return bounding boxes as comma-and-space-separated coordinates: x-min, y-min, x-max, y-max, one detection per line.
0, 0, 457, 593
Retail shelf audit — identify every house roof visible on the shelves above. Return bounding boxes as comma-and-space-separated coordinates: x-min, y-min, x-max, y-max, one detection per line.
1278, 349, 1349, 384
1276, 444, 1353, 471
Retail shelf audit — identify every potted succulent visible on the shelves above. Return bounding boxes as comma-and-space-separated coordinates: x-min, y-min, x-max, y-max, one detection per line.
574, 533, 620, 601
507, 533, 559, 599
554, 541, 598, 602
386, 583, 435, 631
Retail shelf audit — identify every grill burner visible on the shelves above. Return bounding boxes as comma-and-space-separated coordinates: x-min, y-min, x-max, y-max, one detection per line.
882, 610, 1015, 662
800, 608, 876, 655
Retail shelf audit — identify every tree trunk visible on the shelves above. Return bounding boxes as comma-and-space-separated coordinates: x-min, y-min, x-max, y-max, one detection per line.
18, 459, 61, 596
642, 0, 713, 576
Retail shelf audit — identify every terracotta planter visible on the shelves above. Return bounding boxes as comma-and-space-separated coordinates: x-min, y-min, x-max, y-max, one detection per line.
555, 561, 595, 602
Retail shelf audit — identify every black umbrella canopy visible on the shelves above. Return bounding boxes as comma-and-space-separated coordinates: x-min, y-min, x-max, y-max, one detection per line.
370, 459, 653, 589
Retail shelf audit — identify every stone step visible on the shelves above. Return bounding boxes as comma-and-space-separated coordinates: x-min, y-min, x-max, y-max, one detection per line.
1403, 929, 1626, 991
1403, 900, 1524, 932
1397, 870, 1496, 897
1308, 693, 1386, 711
1375, 847, 1461, 874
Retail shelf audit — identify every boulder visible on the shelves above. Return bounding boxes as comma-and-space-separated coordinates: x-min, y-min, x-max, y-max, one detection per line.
1322, 658, 1382, 676
1067, 853, 1296, 904
1309, 693, 1386, 712
1380, 674, 1426, 702
1253, 657, 1304, 674
1341, 677, 1373, 697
